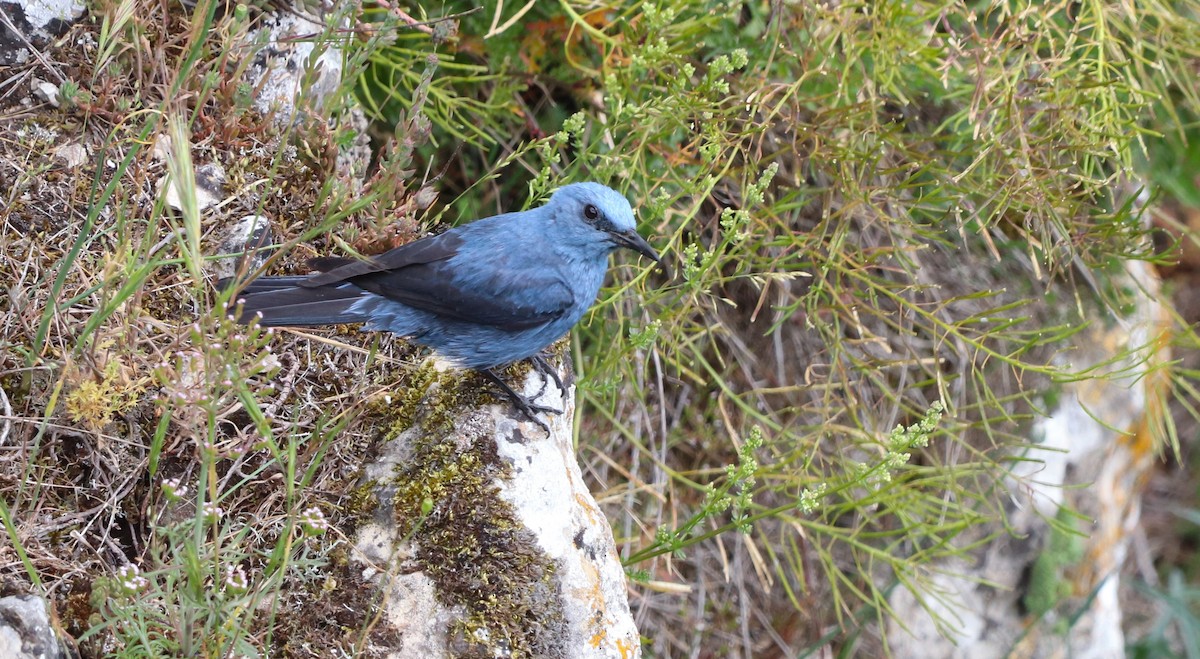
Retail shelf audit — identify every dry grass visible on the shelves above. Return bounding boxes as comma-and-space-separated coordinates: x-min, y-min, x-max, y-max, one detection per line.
0, 1, 438, 654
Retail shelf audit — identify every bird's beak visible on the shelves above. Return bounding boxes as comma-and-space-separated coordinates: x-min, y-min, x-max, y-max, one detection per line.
612, 229, 671, 278
611, 229, 663, 267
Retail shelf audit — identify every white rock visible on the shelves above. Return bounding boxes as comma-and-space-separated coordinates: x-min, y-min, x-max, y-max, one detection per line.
246, 11, 345, 119
352, 363, 641, 658
0, 595, 65, 659
31, 79, 60, 107
159, 161, 227, 211
215, 214, 275, 280
0, 0, 86, 66
54, 142, 87, 168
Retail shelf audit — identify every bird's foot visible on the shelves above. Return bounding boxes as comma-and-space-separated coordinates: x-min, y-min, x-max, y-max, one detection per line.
529, 354, 566, 399
481, 368, 562, 433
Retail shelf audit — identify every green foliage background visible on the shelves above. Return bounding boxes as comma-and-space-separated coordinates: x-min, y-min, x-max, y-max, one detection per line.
350, 0, 1200, 649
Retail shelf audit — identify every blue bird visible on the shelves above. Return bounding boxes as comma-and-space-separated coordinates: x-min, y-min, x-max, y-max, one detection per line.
227, 182, 662, 428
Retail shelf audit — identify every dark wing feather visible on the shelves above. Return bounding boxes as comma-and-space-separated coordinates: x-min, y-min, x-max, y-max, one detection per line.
353, 262, 573, 330
302, 230, 574, 331
230, 279, 370, 326
301, 234, 463, 287
307, 256, 356, 272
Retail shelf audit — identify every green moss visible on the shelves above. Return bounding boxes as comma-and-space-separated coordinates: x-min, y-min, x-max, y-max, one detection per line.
389, 372, 567, 659
424, 370, 504, 434
381, 360, 440, 435
1022, 506, 1086, 618
344, 480, 380, 520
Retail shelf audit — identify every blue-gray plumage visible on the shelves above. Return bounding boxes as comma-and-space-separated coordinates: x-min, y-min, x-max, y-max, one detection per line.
227, 182, 662, 426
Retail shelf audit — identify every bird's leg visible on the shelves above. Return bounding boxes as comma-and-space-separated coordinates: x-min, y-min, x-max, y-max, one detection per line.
529, 354, 566, 399
481, 368, 562, 432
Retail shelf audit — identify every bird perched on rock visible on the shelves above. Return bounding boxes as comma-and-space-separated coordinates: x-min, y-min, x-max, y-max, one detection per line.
225, 182, 663, 428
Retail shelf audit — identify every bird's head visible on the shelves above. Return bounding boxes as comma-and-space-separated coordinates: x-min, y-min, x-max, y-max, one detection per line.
548, 183, 663, 268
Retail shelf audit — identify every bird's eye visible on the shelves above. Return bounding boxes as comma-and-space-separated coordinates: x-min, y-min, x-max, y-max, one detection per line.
583, 204, 600, 221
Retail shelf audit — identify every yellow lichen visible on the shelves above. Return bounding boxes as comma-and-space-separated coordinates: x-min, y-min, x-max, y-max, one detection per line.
64, 354, 143, 431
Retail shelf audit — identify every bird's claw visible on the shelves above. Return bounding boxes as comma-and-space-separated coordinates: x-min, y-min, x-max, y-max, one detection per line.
508, 397, 560, 433
481, 368, 562, 434
530, 354, 566, 399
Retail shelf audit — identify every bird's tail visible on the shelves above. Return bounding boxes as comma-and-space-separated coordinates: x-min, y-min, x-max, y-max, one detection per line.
220, 276, 372, 327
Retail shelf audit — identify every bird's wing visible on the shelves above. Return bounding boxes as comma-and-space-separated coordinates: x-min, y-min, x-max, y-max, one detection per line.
301, 233, 463, 287
302, 229, 575, 331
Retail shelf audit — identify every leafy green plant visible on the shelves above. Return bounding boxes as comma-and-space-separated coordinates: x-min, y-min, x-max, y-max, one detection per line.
347, 0, 1200, 650
1129, 569, 1200, 659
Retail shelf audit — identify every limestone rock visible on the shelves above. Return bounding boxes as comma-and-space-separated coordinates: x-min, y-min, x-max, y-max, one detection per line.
0, 595, 65, 659
352, 363, 641, 658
